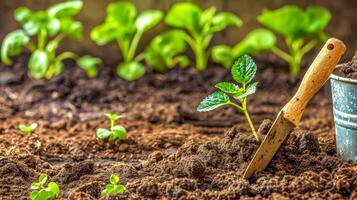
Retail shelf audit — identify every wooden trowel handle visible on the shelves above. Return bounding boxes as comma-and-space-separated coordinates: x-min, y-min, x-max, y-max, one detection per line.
283, 38, 346, 125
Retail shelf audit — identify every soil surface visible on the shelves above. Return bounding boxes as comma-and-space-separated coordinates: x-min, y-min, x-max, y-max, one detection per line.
338, 52, 357, 79
0, 56, 356, 200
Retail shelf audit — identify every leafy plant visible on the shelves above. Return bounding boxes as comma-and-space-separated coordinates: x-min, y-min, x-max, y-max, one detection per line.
197, 55, 259, 141
101, 174, 126, 197
258, 5, 331, 77
30, 173, 60, 200
19, 123, 38, 135
91, 1, 163, 81
165, 2, 242, 71
144, 30, 190, 72
1, 0, 101, 79
212, 29, 276, 68
96, 113, 127, 141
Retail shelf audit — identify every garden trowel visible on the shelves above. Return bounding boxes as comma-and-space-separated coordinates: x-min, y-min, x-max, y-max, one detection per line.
243, 38, 346, 179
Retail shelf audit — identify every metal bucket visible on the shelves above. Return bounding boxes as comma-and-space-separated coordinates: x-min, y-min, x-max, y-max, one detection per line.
330, 66, 357, 162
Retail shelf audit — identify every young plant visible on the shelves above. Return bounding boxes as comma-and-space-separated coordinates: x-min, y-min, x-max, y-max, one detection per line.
19, 123, 38, 135
1, 0, 101, 79
144, 30, 189, 72
30, 173, 60, 200
91, 1, 163, 81
165, 2, 242, 71
96, 113, 127, 141
197, 55, 259, 141
212, 29, 276, 68
101, 174, 126, 197
258, 5, 331, 77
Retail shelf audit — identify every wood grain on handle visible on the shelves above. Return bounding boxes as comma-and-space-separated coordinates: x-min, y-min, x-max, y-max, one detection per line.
283, 38, 346, 125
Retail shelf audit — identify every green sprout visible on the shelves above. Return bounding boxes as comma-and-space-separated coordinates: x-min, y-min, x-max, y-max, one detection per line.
258, 5, 331, 77
96, 113, 127, 141
30, 173, 60, 200
1, 0, 101, 79
19, 123, 38, 135
165, 2, 242, 71
101, 174, 126, 197
197, 55, 259, 141
91, 1, 163, 81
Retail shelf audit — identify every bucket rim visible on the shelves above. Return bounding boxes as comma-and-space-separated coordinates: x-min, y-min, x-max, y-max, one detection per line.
330, 64, 357, 84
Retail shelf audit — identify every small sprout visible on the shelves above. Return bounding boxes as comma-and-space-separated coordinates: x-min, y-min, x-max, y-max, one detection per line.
30, 173, 60, 200
96, 113, 127, 141
101, 174, 126, 197
197, 55, 260, 141
19, 123, 38, 135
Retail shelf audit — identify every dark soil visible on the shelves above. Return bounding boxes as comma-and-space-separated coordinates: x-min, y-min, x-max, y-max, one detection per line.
338, 52, 357, 79
0, 56, 356, 200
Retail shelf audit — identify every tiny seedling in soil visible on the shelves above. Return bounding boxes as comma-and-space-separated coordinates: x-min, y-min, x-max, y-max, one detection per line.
165, 2, 242, 71
145, 30, 190, 72
101, 174, 126, 197
19, 123, 37, 135
30, 173, 60, 200
96, 113, 127, 141
197, 55, 259, 141
1, 0, 101, 79
258, 5, 331, 77
91, 1, 163, 81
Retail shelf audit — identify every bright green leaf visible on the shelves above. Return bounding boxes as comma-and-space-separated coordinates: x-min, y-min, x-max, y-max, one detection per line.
77, 55, 101, 77
117, 62, 145, 81
111, 125, 127, 140
60, 18, 83, 39
215, 82, 239, 94
46, 17, 61, 36
104, 113, 120, 122
48, 0, 83, 18
1, 30, 30, 65
29, 50, 49, 79
211, 12, 242, 32
231, 55, 257, 84
14, 7, 32, 25
115, 185, 126, 194
96, 128, 111, 139
47, 182, 60, 197
233, 82, 258, 99
110, 174, 119, 184
107, 1, 136, 26
305, 6, 331, 34
90, 23, 119, 45
211, 45, 234, 68
135, 10, 163, 32
197, 92, 230, 112
39, 173, 48, 185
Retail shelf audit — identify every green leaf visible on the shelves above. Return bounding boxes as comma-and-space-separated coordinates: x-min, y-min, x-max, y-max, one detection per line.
200, 6, 216, 28
101, 184, 115, 197
47, 182, 60, 197
14, 7, 32, 25
111, 125, 127, 140
47, 0, 83, 18
96, 128, 111, 139
135, 10, 163, 32
30, 191, 39, 199
1, 30, 30, 65
115, 185, 126, 194
34, 190, 49, 200
211, 45, 234, 68
60, 18, 83, 39
197, 92, 230, 112
211, 12, 242, 32
19, 123, 37, 135
107, 1, 136, 26
117, 62, 145, 81
53, 61, 64, 77
46, 17, 61, 36
305, 6, 331, 34
258, 5, 308, 39
104, 113, 120, 121
29, 50, 49, 79
77, 55, 101, 77
233, 29, 276, 57
90, 23, 119, 45
110, 174, 119, 184
165, 2, 202, 34
215, 82, 239, 94
30, 182, 41, 190
176, 56, 190, 69
38, 173, 48, 185
233, 82, 258, 99
231, 55, 257, 84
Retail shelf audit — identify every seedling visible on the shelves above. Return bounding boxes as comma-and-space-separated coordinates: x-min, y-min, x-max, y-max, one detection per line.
91, 1, 163, 81
197, 55, 259, 141
145, 30, 190, 72
165, 2, 242, 71
1, 0, 101, 79
30, 173, 60, 200
258, 5, 331, 77
19, 123, 38, 135
96, 113, 127, 141
101, 174, 126, 197
212, 29, 276, 68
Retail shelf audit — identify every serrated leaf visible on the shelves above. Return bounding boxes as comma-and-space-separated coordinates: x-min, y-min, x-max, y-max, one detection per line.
231, 55, 257, 84
233, 82, 258, 99
215, 82, 239, 93
96, 128, 111, 139
117, 62, 145, 81
197, 92, 230, 112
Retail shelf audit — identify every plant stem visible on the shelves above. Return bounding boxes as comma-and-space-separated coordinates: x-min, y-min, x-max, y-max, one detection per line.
127, 30, 143, 62
56, 51, 78, 62
193, 41, 207, 71
38, 29, 47, 50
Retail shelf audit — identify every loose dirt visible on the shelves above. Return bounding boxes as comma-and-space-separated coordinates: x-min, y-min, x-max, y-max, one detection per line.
338, 52, 357, 79
0, 56, 356, 199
